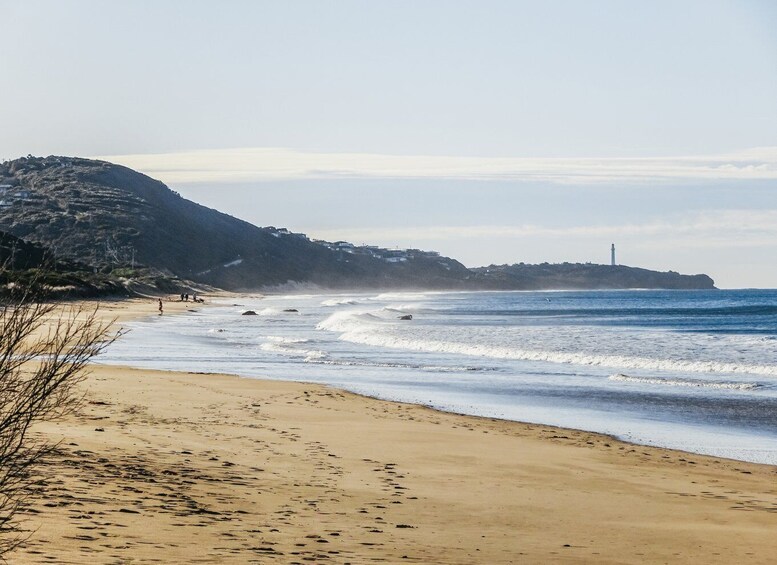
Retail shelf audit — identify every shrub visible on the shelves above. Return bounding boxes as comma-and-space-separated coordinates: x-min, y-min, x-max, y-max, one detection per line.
0, 276, 116, 555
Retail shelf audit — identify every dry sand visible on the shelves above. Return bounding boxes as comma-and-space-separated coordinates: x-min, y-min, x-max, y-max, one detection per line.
12, 298, 777, 564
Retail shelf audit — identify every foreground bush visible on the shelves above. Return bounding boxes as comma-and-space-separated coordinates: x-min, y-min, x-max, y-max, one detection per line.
0, 282, 115, 555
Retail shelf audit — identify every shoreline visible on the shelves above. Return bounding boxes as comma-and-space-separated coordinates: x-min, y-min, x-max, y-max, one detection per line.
13, 297, 777, 563
100, 294, 777, 468
105, 293, 777, 467
101, 362, 777, 472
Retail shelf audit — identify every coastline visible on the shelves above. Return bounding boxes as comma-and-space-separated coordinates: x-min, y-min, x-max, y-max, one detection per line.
15, 297, 777, 563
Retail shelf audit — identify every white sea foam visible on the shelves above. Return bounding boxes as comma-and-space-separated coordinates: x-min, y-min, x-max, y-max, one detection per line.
257, 307, 284, 316
317, 310, 777, 377
259, 341, 327, 362
265, 336, 310, 344
316, 310, 388, 332
609, 374, 759, 390
321, 298, 363, 306
302, 350, 327, 361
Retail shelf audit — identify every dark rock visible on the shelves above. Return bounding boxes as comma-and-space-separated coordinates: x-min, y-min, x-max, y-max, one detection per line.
242, 310, 257, 316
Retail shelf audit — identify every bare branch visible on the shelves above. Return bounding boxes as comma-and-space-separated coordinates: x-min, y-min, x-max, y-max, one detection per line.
0, 268, 118, 556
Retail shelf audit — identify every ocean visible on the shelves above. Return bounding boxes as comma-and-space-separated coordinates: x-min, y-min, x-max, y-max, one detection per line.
101, 289, 777, 464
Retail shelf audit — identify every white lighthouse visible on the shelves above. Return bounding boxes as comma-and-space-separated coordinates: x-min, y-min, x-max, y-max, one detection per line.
611, 243, 616, 266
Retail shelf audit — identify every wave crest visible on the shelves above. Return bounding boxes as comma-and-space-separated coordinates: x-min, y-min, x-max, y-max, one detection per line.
265, 336, 310, 344
316, 311, 777, 377
321, 298, 364, 307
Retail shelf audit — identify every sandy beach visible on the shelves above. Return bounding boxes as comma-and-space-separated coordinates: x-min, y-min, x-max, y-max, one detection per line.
12, 298, 777, 564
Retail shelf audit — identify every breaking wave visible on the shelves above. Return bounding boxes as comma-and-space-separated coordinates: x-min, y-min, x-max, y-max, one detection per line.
321, 297, 365, 307
265, 336, 310, 344
317, 311, 777, 377
260, 337, 326, 362
258, 307, 283, 316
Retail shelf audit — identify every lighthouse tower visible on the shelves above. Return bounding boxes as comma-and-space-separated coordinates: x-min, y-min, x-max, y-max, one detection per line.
611, 243, 616, 266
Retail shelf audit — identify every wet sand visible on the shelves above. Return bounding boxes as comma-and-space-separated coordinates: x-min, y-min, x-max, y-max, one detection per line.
13, 298, 777, 563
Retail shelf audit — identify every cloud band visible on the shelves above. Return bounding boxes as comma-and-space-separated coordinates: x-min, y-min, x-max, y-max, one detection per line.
94, 146, 777, 185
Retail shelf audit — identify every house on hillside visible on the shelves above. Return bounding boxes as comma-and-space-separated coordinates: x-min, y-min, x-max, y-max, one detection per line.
383, 249, 409, 263
407, 248, 440, 259
312, 240, 336, 250
268, 228, 307, 239
268, 227, 293, 238
334, 241, 356, 253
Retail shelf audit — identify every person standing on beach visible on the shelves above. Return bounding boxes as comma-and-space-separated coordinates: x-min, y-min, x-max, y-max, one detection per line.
158, 299, 163, 315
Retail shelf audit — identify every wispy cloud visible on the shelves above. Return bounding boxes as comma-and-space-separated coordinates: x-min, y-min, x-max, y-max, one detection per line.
93, 146, 777, 184
308, 210, 777, 249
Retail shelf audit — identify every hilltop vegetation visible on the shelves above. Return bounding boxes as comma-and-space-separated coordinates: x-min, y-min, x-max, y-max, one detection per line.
0, 230, 126, 298
0, 228, 198, 299
0, 156, 715, 291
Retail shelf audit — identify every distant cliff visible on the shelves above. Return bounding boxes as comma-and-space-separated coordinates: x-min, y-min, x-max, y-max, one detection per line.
469, 263, 715, 290
0, 156, 715, 291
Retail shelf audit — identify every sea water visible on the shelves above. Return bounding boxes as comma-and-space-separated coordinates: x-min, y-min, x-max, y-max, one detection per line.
101, 289, 777, 464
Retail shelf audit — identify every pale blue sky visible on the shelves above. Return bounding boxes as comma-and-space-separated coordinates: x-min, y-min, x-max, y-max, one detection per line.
2, 1, 777, 287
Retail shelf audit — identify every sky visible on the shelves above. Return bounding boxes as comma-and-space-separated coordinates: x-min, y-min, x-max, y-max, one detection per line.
2, 0, 776, 287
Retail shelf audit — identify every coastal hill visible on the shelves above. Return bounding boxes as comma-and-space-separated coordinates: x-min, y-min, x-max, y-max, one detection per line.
471, 263, 715, 290
0, 156, 470, 290
0, 156, 715, 291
